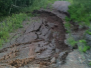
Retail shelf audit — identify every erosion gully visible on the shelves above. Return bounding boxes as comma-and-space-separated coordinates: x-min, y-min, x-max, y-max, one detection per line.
0, 11, 70, 68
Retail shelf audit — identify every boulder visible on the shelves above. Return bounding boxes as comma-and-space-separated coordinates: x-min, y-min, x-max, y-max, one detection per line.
52, 1, 70, 13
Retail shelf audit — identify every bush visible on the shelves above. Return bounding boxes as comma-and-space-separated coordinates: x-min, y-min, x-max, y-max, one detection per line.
66, 0, 91, 27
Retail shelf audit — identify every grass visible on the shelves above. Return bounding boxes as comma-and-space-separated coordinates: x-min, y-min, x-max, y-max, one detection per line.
0, 13, 27, 47
20, 0, 62, 13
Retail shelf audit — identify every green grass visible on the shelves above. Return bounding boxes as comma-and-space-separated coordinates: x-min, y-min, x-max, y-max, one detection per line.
0, 13, 27, 47
20, 0, 62, 13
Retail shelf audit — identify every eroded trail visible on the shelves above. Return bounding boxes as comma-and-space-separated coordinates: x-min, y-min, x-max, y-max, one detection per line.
0, 12, 70, 68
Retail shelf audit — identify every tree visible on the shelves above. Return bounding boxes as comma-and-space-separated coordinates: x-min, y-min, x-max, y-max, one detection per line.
0, 0, 12, 16
0, 0, 34, 16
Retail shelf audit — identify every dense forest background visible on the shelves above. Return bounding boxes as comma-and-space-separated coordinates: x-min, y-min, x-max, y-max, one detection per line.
0, 0, 33, 16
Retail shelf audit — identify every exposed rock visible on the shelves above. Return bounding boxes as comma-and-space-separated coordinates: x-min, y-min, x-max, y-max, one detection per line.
59, 50, 87, 68
51, 57, 56, 63
25, 20, 43, 33
17, 32, 37, 43
52, 1, 70, 13
35, 1, 70, 20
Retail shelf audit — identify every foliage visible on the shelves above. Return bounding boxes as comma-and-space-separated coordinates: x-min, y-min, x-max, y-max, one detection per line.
66, 35, 77, 47
0, 0, 12, 16
78, 40, 90, 52
66, 0, 91, 26
89, 62, 91, 65
64, 0, 91, 53
0, 0, 34, 16
86, 30, 91, 35
21, 0, 59, 13
0, 13, 27, 47
64, 21, 71, 33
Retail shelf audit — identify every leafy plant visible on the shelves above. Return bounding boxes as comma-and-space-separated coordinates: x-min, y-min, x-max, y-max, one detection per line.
65, 0, 91, 27
86, 30, 91, 35
78, 40, 90, 52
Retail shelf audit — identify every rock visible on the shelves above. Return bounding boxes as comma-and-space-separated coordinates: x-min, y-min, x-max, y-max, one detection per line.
40, 25, 49, 36
37, 1, 70, 20
25, 20, 42, 33
52, 1, 70, 13
17, 32, 37, 43
59, 51, 68, 59
51, 57, 56, 63
85, 34, 91, 41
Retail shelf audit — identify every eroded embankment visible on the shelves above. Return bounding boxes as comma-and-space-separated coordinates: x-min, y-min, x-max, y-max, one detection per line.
0, 11, 70, 68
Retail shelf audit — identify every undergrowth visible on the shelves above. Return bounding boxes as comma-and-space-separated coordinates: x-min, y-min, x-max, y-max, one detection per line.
0, 13, 27, 47
20, 0, 61, 13
65, 0, 91, 52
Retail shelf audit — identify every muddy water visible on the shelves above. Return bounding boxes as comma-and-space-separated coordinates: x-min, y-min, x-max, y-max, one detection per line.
0, 12, 70, 68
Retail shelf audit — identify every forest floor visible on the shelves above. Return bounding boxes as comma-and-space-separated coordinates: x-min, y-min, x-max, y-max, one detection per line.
0, 1, 89, 68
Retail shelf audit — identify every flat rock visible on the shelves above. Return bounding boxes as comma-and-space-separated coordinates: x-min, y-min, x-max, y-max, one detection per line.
25, 20, 42, 33
17, 32, 37, 43
58, 50, 87, 68
51, 57, 56, 63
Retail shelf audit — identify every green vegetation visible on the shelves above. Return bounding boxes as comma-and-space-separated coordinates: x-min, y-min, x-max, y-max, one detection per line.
0, 13, 27, 47
78, 40, 90, 52
67, 0, 91, 25
64, 22, 71, 33
86, 30, 91, 35
0, 0, 34, 16
65, 0, 91, 52
66, 35, 77, 47
89, 62, 91, 65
